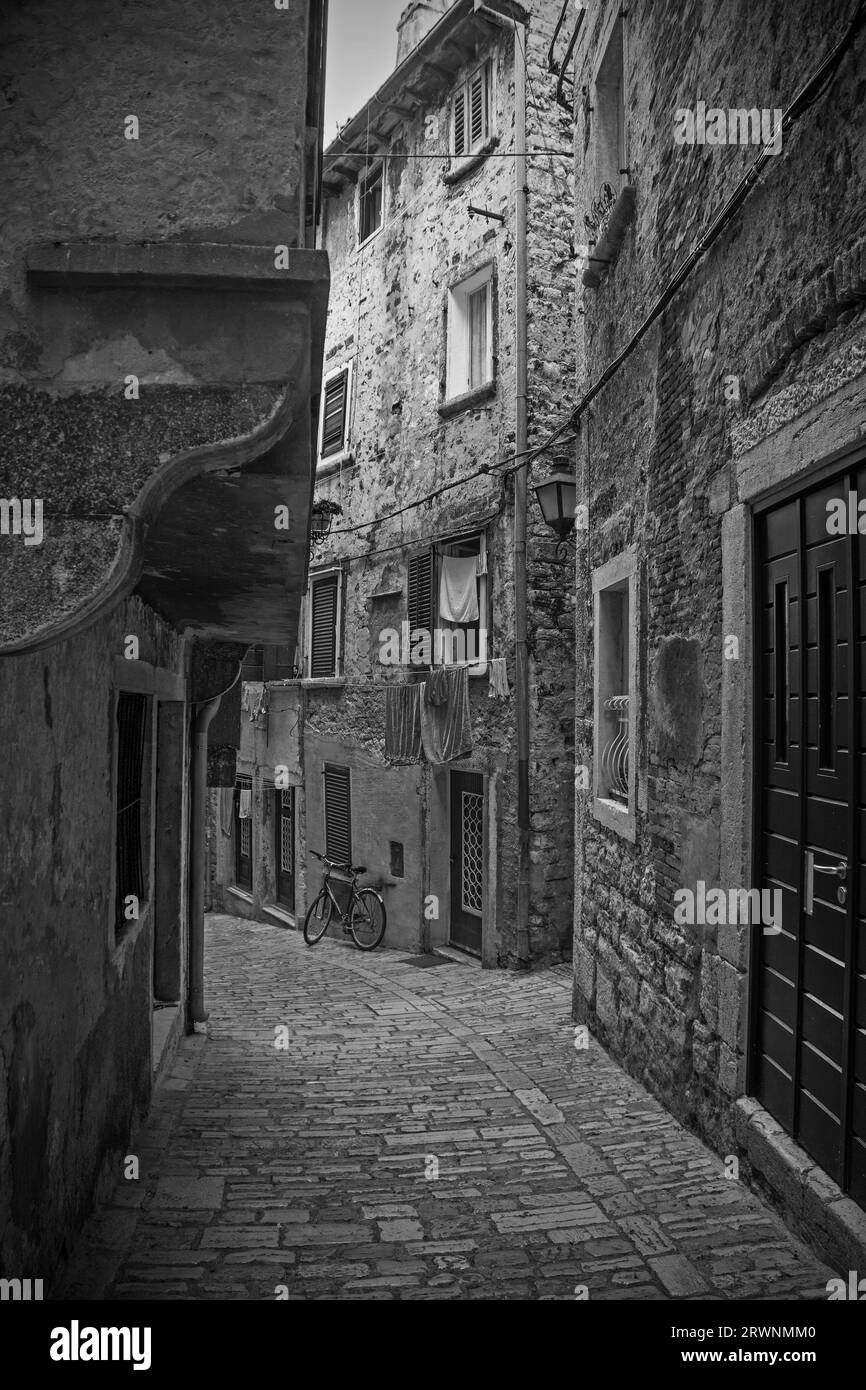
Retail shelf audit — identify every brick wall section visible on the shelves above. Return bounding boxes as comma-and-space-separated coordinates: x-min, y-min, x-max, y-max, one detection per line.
573, 0, 866, 1149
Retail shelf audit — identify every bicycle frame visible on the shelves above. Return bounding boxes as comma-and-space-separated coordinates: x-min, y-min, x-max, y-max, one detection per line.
320, 868, 357, 924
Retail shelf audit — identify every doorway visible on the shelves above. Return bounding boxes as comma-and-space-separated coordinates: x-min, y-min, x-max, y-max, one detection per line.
752, 461, 866, 1208
449, 770, 484, 955
275, 786, 295, 912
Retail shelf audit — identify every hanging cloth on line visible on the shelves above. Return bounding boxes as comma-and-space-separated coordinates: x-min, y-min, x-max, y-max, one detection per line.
384, 683, 423, 763
420, 665, 473, 763
439, 555, 479, 625
488, 656, 509, 698
238, 788, 252, 819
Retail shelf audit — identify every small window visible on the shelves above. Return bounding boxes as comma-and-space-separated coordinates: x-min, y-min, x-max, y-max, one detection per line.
359, 165, 383, 244
446, 266, 494, 400
324, 763, 352, 865
115, 692, 148, 933
435, 532, 488, 669
318, 364, 351, 462
451, 62, 491, 161
404, 534, 488, 670
234, 775, 252, 890
307, 569, 342, 679
592, 550, 637, 838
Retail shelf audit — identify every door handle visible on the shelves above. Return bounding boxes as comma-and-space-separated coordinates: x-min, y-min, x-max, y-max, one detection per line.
804, 850, 847, 915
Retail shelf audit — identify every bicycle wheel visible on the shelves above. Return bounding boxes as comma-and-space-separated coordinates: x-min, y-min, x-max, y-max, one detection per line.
349, 889, 387, 951
303, 890, 333, 945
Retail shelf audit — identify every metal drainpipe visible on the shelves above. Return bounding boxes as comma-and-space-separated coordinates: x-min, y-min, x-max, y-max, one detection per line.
513, 16, 531, 968
189, 695, 222, 1025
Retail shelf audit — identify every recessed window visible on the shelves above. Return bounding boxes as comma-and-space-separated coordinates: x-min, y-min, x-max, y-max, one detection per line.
318, 364, 352, 462
307, 568, 343, 679
593, 15, 625, 196
451, 62, 491, 161
234, 775, 253, 892
592, 550, 637, 838
407, 531, 488, 671
359, 165, 383, 244
446, 265, 494, 400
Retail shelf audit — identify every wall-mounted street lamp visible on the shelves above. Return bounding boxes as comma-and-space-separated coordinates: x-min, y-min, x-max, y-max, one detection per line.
309, 497, 343, 554
533, 469, 577, 561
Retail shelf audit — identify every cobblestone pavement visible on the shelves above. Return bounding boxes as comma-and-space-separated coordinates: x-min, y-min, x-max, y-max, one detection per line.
59, 914, 834, 1301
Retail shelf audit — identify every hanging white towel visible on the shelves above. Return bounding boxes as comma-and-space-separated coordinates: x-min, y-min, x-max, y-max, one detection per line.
439, 555, 479, 624
238, 788, 252, 819
488, 656, 509, 698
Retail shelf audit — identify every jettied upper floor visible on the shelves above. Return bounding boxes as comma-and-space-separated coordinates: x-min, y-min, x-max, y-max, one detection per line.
0, 0, 330, 662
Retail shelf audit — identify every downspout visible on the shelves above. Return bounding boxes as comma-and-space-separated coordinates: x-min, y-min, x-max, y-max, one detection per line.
513, 16, 531, 967
189, 696, 221, 1025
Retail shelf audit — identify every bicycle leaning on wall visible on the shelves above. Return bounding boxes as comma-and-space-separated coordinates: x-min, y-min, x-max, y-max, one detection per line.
303, 850, 387, 951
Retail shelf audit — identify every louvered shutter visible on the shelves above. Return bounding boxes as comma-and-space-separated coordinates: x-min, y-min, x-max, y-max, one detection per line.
321, 371, 348, 458
324, 763, 352, 865
452, 86, 467, 158
469, 66, 487, 150
310, 573, 338, 678
408, 550, 435, 641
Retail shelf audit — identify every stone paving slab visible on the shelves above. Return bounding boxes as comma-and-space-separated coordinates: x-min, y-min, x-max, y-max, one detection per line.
55, 915, 836, 1301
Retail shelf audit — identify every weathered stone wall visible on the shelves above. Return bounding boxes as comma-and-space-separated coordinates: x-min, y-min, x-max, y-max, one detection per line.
302, 2, 576, 965
572, 0, 866, 1153
0, 595, 186, 1285
0, 0, 322, 648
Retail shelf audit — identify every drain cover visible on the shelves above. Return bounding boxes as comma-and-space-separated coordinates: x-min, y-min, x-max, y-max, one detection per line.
401, 953, 457, 968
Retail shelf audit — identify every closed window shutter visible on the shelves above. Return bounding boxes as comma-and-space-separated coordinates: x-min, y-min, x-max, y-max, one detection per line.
324, 764, 352, 865
408, 550, 434, 638
321, 371, 348, 457
310, 573, 339, 678
469, 67, 487, 150
453, 87, 466, 158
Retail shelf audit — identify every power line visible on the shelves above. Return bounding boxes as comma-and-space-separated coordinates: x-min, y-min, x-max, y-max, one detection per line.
324, 149, 573, 160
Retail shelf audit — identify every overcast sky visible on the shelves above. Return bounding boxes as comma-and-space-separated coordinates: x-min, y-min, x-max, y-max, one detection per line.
324, 0, 410, 139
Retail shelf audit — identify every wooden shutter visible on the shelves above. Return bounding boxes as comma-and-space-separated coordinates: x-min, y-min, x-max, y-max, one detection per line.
469, 66, 487, 150
321, 371, 348, 458
310, 573, 339, 678
452, 86, 467, 158
408, 550, 435, 638
324, 763, 352, 865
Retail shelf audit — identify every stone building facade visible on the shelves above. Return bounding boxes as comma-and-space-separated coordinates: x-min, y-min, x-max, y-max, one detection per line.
570, 0, 866, 1267
0, 0, 329, 1285
213, 0, 577, 966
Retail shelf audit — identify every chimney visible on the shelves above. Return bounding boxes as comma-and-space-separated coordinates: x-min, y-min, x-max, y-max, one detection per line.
395, 0, 450, 67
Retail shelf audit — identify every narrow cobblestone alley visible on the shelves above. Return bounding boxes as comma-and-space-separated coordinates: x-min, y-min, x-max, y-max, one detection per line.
58, 917, 834, 1302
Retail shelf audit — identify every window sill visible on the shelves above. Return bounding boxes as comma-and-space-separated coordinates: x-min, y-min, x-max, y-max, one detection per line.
582, 184, 637, 289
317, 450, 354, 478
302, 676, 347, 689
593, 795, 635, 843
443, 136, 500, 186
357, 225, 383, 252
438, 381, 496, 419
